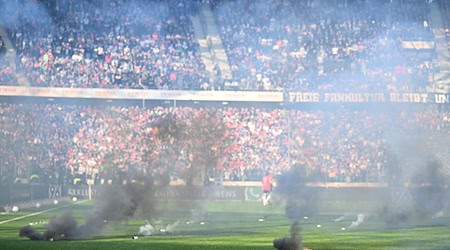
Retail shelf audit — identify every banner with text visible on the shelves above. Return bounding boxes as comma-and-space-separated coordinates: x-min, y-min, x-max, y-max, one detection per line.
286, 92, 450, 104
0, 86, 282, 102
67, 186, 246, 201
0, 86, 448, 104
402, 41, 435, 50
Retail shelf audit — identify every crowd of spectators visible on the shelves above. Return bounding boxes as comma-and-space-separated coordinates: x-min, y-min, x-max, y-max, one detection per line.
438, 0, 450, 53
1, 103, 450, 185
0, 36, 5, 55
212, 0, 434, 92
2, 0, 209, 89
0, 0, 440, 91
0, 36, 16, 86
0, 104, 79, 185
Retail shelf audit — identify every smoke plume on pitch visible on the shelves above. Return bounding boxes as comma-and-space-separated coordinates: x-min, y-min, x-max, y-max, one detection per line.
274, 165, 319, 250
382, 129, 450, 226
277, 165, 318, 222
19, 178, 159, 240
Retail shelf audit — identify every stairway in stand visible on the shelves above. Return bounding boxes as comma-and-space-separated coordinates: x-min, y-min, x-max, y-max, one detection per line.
430, 1, 450, 93
0, 26, 30, 86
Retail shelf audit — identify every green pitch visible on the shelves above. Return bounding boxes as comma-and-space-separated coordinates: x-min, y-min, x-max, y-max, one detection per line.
1, 200, 450, 250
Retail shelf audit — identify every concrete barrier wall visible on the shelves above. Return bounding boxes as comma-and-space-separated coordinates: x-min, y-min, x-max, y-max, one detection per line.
2, 183, 448, 210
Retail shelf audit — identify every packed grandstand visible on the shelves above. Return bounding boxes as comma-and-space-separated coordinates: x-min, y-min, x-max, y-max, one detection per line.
0, 0, 443, 91
0, 0, 449, 190
0, 104, 449, 186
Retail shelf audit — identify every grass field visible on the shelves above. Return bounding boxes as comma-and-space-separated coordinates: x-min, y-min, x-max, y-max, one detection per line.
2, 200, 450, 250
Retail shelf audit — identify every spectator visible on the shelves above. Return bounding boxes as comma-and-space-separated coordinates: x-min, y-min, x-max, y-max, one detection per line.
2, 0, 208, 89
1, 102, 450, 184
212, 0, 434, 92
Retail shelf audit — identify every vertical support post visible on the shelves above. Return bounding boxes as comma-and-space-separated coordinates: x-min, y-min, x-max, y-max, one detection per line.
88, 184, 92, 201
87, 179, 94, 201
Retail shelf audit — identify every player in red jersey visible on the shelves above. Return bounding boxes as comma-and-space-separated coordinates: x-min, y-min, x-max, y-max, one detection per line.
262, 169, 274, 206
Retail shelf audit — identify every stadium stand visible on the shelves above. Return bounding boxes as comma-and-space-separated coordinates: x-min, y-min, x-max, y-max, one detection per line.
0, 36, 5, 55
211, 0, 434, 92
2, 0, 209, 89
0, 35, 16, 86
0, 0, 440, 91
438, 0, 450, 53
0, 0, 449, 189
439, 1, 450, 53
1, 103, 449, 185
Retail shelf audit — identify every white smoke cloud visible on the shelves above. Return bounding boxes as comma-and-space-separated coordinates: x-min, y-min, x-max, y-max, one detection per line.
165, 220, 180, 233
348, 213, 366, 229
333, 213, 352, 222
138, 224, 155, 236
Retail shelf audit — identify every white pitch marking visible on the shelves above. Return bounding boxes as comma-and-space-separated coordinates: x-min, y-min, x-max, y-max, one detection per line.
0, 200, 88, 225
